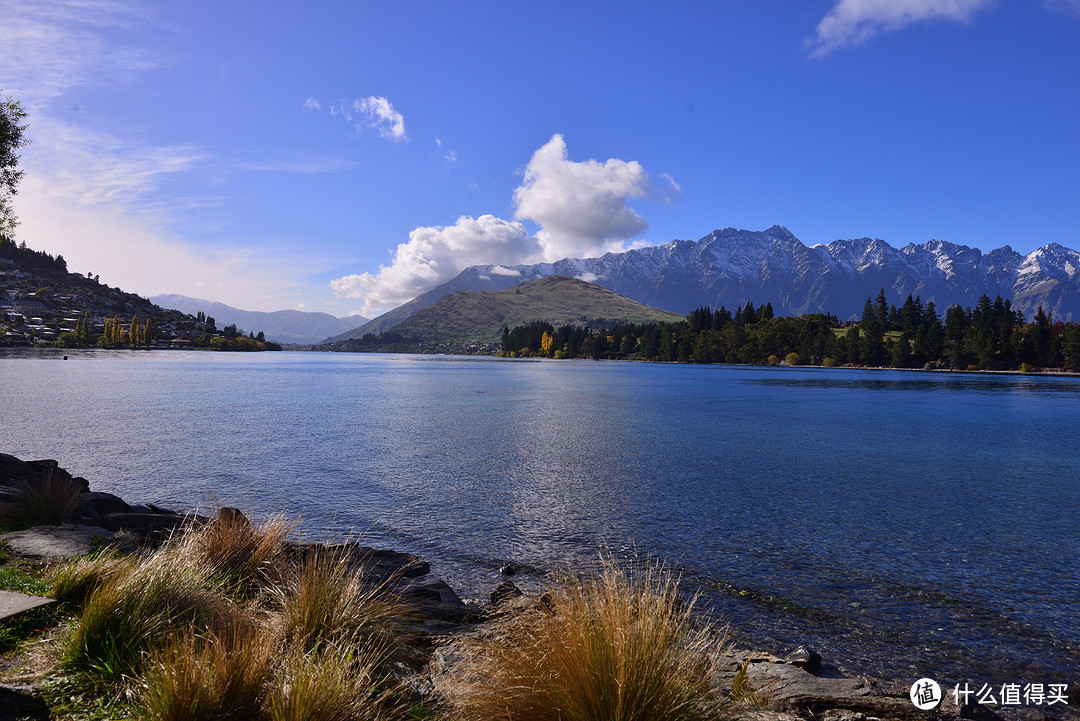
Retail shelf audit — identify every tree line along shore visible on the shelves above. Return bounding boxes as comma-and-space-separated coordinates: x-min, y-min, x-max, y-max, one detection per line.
501, 291, 1080, 373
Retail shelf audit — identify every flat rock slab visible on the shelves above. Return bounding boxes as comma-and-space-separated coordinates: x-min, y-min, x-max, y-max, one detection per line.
0, 524, 115, 559
745, 661, 871, 702
0, 590, 55, 623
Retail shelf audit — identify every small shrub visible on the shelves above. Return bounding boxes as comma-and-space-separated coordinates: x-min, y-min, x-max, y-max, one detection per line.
785, 352, 801, 366
440, 558, 728, 721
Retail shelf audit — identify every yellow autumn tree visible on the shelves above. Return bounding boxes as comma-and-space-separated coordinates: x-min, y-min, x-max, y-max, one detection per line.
540, 330, 554, 356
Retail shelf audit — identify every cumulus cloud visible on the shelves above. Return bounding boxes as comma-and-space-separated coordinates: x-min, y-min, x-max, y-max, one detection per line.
329, 215, 543, 315
513, 134, 650, 261
330, 135, 661, 315
330, 96, 407, 142
808, 0, 992, 57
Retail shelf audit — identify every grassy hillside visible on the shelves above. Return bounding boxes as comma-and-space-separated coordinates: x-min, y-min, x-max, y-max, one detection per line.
376, 275, 684, 345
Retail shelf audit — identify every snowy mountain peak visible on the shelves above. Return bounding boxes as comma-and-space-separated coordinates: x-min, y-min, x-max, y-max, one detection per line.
339, 226, 1080, 341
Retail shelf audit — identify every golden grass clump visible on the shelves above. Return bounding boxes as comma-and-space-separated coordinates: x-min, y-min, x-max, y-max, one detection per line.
137, 623, 279, 721
61, 549, 230, 685
49, 547, 137, 609
268, 641, 401, 721
273, 550, 404, 654
49, 511, 410, 717
439, 559, 729, 721
167, 510, 294, 594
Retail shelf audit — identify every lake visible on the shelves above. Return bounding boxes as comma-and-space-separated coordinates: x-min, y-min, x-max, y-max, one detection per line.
2, 349, 1078, 686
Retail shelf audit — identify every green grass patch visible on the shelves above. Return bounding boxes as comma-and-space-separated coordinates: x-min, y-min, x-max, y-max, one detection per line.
37, 675, 138, 721
0, 563, 52, 596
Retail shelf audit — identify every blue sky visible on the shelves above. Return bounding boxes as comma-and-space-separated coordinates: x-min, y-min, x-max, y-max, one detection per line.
2, 0, 1079, 315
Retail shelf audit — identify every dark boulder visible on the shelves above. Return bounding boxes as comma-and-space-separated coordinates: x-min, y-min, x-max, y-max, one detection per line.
99, 511, 187, 542
490, 580, 523, 605
77, 491, 131, 520
0, 685, 49, 720
785, 644, 822, 673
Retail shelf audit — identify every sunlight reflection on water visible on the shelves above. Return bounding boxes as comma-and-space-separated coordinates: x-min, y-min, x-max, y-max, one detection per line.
3, 350, 1078, 683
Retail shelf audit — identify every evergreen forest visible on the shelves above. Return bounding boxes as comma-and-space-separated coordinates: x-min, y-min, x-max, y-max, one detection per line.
500, 290, 1080, 372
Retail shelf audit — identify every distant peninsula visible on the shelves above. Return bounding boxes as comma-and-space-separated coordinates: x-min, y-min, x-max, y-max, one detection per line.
0, 237, 280, 351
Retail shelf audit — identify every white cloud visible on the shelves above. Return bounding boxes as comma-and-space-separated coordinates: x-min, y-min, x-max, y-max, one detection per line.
0, 0, 343, 313
0, 0, 170, 109
513, 134, 650, 261
576, 272, 600, 283
329, 215, 542, 316
809, 0, 992, 57
303, 96, 321, 111
434, 139, 457, 164
660, 172, 682, 193
232, 154, 357, 174
13, 173, 320, 310
1044, 0, 1080, 16
357, 96, 407, 142
328, 96, 407, 142
329, 135, 663, 315
26, 117, 203, 206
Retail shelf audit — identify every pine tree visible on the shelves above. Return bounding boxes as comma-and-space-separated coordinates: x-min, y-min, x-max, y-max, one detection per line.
874, 289, 889, 327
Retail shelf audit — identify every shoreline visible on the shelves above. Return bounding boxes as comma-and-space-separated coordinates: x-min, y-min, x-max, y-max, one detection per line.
2, 453, 1075, 720
3, 344, 1080, 380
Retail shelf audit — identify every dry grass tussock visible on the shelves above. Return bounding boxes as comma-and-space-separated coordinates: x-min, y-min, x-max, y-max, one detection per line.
47, 511, 407, 719
273, 548, 405, 655
267, 641, 401, 721
166, 510, 294, 595
138, 622, 278, 721
49, 547, 137, 609
440, 559, 730, 721
60, 548, 229, 684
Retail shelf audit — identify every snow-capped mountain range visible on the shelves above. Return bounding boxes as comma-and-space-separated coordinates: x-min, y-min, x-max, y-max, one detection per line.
329, 226, 1080, 341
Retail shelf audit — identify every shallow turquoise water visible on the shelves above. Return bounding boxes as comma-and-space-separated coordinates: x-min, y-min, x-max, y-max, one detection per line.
3, 349, 1078, 684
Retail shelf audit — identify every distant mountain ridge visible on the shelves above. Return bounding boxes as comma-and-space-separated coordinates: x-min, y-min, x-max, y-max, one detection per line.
327, 226, 1080, 342
152, 294, 367, 345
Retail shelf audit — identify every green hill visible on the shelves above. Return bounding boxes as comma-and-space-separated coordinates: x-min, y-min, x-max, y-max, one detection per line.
326, 275, 684, 352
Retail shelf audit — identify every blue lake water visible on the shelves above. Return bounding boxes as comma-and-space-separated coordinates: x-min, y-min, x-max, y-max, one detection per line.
2, 349, 1078, 686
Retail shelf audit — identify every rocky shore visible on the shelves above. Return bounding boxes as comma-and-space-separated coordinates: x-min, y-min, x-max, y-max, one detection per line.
0, 454, 1055, 720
